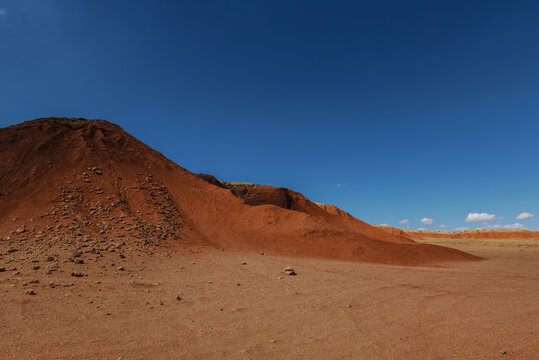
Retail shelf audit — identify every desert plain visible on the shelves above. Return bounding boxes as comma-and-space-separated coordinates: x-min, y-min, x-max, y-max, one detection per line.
1, 233, 538, 359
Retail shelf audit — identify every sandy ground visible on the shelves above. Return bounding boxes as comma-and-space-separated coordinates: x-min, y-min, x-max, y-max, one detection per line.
1, 237, 538, 360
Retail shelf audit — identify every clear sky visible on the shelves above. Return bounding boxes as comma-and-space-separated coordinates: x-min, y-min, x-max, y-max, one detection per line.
1, 0, 538, 231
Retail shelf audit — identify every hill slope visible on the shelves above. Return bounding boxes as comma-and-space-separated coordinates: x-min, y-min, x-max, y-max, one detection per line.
0, 117, 478, 265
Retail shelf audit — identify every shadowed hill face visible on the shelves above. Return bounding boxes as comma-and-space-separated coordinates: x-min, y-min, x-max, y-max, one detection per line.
0, 117, 480, 265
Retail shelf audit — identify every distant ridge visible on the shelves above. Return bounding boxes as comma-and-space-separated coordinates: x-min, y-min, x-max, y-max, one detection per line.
375, 225, 539, 240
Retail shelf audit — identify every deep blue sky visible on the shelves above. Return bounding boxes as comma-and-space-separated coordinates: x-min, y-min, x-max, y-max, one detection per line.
1, 0, 538, 230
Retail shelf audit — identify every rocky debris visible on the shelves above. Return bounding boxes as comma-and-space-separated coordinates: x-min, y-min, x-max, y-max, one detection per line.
0, 178, 178, 273
0, 172, 184, 302
241, 261, 246, 265
283, 267, 296, 276
176, 295, 182, 301
26, 289, 36, 295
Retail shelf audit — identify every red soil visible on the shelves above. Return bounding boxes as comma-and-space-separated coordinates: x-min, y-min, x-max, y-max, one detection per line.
0, 117, 478, 265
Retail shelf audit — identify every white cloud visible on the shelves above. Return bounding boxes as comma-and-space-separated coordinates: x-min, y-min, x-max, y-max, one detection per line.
398, 219, 408, 224
0, 9, 6, 16
465, 212, 496, 222
417, 227, 428, 231
455, 227, 471, 231
516, 212, 534, 220
336, 184, 341, 188
439, 224, 447, 228
420, 217, 433, 225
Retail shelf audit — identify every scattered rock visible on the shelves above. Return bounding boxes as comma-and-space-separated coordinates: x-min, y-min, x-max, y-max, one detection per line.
71, 272, 84, 277
0, 267, 5, 272
176, 295, 182, 301
15, 227, 26, 234
117, 266, 125, 271
26, 289, 36, 295
283, 267, 296, 276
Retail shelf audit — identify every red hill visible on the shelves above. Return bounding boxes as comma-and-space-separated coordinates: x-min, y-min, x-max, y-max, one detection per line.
0, 117, 478, 265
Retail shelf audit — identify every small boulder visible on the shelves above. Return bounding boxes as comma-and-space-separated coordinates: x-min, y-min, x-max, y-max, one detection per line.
15, 227, 26, 235
283, 267, 296, 276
